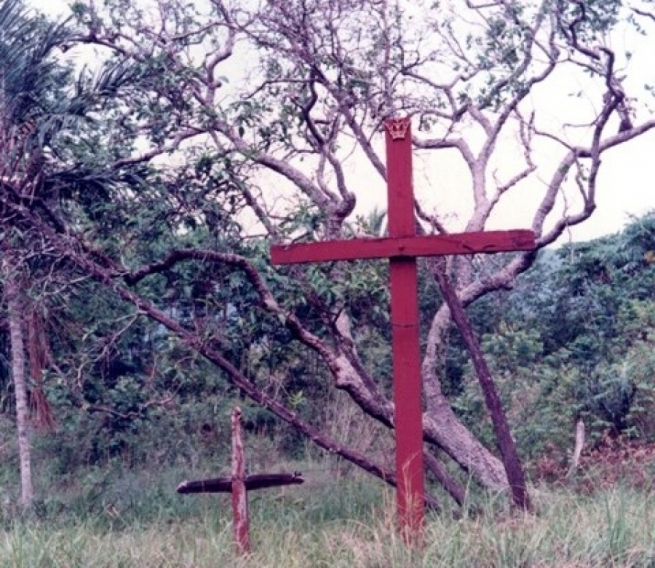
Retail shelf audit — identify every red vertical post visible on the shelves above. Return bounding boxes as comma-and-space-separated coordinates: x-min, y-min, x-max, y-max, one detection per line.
385, 118, 425, 537
231, 406, 250, 555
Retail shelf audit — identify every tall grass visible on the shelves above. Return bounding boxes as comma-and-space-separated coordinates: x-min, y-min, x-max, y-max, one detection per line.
1, 460, 655, 567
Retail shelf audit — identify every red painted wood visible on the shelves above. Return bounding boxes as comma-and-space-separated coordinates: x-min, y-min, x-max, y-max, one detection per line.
231, 407, 250, 555
271, 230, 535, 264
385, 119, 425, 536
269, 117, 537, 541
389, 258, 425, 535
386, 118, 415, 237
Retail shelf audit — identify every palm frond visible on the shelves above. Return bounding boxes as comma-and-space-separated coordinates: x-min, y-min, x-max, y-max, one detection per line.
0, 0, 72, 126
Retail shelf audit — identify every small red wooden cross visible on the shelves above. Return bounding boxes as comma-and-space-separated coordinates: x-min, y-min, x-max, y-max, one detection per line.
270, 117, 535, 537
177, 407, 304, 554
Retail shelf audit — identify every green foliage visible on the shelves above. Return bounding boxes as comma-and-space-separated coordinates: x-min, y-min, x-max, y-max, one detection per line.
452, 212, 655, 463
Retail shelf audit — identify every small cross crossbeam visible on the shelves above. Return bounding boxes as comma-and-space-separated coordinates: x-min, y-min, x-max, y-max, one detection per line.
270, 118, 536, 537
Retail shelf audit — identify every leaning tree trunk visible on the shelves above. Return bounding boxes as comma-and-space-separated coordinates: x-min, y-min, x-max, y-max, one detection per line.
433, 261, 531, 510
4, 261, 34, 510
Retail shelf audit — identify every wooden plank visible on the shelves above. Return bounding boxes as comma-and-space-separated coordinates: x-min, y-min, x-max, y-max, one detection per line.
386, 118, 415, 237
389, 258, 425, 535
231, 407, 250, 555
176, 473, 305, 494
270, 230, 535, 265
385, 118, 425, 538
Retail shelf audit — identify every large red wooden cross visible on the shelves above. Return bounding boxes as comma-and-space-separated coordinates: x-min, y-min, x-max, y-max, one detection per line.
270, 117, 535, 536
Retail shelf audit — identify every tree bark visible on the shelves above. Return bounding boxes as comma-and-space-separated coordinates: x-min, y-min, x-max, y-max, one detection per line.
423, 406, 509, 492
3, 260, 34, 511
433, 260, 531, 510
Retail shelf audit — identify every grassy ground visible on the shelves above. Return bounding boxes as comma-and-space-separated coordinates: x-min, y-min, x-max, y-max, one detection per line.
1, 457, 655, 567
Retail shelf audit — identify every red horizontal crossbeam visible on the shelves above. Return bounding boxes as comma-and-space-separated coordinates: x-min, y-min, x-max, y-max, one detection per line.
271, 230, 535, 265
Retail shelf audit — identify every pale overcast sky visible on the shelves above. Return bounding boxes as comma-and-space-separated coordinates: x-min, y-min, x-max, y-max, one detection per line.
31, 0, 655, 243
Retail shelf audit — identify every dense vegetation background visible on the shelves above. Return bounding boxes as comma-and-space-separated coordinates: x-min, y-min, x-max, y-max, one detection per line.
2, 210, 655, 504
1, 0, 655, 534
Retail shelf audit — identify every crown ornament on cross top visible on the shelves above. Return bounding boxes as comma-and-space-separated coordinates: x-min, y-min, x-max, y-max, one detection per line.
385, 117, 411, 140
